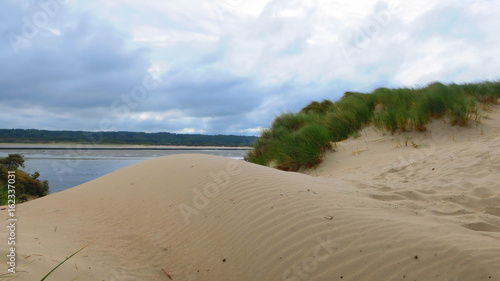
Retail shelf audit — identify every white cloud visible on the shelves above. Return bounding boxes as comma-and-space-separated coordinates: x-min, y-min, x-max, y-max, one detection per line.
238, 127, 263, 134
49, 28, 60, 36
174, 128, 196, 134
148, 61, 169, 79
276, 8, 304, 18
231, 0, 272, 17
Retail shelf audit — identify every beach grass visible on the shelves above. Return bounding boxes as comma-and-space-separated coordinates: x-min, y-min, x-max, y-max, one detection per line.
40, 244, 88, 281
245, 80, 500, 171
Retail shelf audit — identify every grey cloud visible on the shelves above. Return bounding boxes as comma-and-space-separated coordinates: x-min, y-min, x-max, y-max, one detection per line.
0, 3, 151, 112
150, 75, 264, 117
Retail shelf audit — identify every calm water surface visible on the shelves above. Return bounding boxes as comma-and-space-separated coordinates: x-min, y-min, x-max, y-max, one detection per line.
0, 148, 248, 194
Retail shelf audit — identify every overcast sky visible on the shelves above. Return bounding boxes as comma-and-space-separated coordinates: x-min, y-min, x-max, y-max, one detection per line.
1, 0, 498, 135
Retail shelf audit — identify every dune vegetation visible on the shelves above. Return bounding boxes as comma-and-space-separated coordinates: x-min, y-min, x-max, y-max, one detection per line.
245, 81, 500, 171
0, 154, 50, 205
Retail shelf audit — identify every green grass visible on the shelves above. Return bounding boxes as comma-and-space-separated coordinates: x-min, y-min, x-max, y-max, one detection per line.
41, 244, 88, 281
245, 80, 500, 171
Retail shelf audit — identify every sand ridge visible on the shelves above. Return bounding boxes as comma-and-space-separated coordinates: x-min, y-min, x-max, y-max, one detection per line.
0, 106, 499, 280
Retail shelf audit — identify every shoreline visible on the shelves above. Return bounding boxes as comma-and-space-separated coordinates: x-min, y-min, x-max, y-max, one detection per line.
0, 143, 251, 150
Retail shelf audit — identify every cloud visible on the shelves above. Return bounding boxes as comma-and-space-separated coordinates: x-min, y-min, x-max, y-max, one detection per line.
0, 1, 152, 124
0, 0, 499, 136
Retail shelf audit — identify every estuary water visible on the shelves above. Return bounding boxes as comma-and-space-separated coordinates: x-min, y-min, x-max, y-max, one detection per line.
0, 147, 249, 194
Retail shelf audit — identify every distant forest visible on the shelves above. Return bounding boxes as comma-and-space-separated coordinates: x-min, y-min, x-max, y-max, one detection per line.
0, 129, 257, 147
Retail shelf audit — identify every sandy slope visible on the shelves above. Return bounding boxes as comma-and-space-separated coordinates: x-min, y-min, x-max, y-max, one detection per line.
304, 105, 500, 234
1, 107, 499, 280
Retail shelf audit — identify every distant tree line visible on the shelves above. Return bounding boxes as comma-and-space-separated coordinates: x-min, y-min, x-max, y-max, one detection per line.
0, 129, 257, 147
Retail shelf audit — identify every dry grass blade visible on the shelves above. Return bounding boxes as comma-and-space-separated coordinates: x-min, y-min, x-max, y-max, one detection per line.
161, 268, 173, 280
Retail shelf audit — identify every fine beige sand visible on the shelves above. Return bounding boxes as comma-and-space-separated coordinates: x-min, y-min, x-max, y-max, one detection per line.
1, 106, 499, 280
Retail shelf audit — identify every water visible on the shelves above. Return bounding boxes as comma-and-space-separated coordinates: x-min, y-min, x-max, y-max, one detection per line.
0, 148, 249, 194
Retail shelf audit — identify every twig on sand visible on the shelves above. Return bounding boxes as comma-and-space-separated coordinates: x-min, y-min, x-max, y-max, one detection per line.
162, 268, 173, 280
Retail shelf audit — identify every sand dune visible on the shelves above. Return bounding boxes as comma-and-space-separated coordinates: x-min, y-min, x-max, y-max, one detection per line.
1, 107, 500, 280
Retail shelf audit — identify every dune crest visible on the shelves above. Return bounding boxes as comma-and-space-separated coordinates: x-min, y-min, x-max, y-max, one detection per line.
1, 107, 500, 280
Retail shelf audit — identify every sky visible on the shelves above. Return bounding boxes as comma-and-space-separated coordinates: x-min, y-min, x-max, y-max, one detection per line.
0, 0, 499, 136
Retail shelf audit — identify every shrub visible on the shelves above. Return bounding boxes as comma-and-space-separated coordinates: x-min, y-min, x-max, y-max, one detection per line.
0, 154, 50, 205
